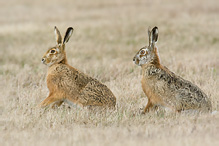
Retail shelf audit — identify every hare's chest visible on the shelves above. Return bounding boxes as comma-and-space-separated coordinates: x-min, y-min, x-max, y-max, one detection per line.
141, 77, 163, 104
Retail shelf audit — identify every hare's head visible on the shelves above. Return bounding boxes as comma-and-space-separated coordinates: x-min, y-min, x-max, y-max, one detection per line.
133, 26, 160, 66
42, 26, 74, 66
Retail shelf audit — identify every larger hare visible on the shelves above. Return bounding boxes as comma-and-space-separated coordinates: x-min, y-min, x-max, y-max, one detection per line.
39, 26, 116, 108
133, 26, 212, 114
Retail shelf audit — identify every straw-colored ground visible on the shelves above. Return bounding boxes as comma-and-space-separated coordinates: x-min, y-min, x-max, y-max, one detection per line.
0, 0, 219, 145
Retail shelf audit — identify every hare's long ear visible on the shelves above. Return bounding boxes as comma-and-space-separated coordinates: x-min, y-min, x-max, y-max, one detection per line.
148, 26, 158, 46
54, 26, 62, 45
148, 26, 151, 42
63, 27, 74, 44
151, 26, 158, 43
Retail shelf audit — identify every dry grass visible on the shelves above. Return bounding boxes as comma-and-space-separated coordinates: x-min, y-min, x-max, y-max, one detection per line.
0, 0, 219, 145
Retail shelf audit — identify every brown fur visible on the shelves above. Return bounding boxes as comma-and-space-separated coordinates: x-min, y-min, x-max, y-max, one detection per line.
133, 26, 212, 114
39, 27, 116, 108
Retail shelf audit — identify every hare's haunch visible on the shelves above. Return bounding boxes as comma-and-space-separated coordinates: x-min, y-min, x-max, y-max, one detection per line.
133, 26, 212, 114
39, 27, 116, 108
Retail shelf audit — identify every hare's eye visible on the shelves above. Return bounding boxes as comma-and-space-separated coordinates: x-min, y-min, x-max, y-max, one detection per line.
50, 50, 56, 54
140, 50, 145, 55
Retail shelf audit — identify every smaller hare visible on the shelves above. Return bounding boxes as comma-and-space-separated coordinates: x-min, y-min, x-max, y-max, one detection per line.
133, 26, 212, 114
39, 26, 116, 108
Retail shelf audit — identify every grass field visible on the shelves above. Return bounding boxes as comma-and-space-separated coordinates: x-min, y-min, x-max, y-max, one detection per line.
0, 0, 219, 145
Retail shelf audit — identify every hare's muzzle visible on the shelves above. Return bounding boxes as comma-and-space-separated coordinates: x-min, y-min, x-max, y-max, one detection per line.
133, 57, 136, 64
42, 58, 46, 64
133, 56, 137, 63
133, 56, 140, 66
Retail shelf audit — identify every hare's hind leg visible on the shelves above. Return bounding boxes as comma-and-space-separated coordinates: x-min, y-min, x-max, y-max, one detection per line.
77, 81, 115, 107
142, 99, 153, 114
78, 81, 104, 106
38, 94, 63, 108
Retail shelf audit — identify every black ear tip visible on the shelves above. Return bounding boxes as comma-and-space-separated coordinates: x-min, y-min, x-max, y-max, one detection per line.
68, 27, 74, 31
153, 26, 158, 31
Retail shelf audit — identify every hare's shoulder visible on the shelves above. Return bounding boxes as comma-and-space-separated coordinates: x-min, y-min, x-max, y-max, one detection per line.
48, 64, 86, 78
143, 64, 174, 79
48, 64, 77, 74
145, 65, 204, 93
48, 64, 92, 87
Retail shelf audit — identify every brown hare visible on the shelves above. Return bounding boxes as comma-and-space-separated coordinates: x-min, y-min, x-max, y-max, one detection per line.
133, 26, 212, 114
39, 26, 116, 108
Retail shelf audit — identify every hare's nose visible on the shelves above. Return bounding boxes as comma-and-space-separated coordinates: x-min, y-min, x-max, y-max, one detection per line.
42, 58, 45, 62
